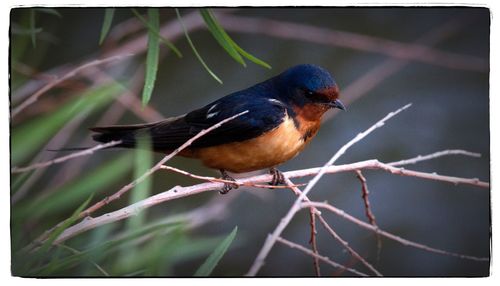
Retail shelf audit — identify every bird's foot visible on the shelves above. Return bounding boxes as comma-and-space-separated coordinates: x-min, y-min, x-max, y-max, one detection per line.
219, 169, 239, 194
269, 167, 285, 187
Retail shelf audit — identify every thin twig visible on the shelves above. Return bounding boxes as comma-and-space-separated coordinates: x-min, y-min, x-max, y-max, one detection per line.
81, 66, 165, 123
355, 170, 377, 226
246, 103, 411, 276
11, 141, 122, 173
283, 176, 381, 276
276, 237, 368, 277
11, 113, 89, 203
160, 165, 305, 189
308, 209, 321, 276
43, 157, 489, 246
43, 68, 146, 189
371, 160, 489, 188
355, 170, 382, 260
316, 215, 382, 276
12, 54, 133, 117
301, 201, 489, 262
32, 110, 248, 247
387, 149, 482, 167
80, 110, 248, 218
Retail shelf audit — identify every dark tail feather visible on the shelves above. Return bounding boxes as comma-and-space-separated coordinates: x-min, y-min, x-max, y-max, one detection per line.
90, 126, 141, 148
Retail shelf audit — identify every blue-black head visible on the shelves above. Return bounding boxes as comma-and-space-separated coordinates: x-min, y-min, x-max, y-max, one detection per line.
277, 64, 345, 112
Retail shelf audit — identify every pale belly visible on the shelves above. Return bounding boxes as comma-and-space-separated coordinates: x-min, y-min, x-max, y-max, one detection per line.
191, 116, 318, 173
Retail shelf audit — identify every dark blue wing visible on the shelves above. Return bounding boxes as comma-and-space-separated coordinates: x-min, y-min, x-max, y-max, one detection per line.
106, 93, 287, 151
183, 93, 286, 147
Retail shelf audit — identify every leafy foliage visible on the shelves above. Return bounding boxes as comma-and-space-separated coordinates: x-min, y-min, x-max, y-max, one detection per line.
194, 226, 238, 276
200, 9, 271, 69
176, 8, 223, 84
10, 7, 268, 277
141, 9, 161, 106
99, 8, 115, 45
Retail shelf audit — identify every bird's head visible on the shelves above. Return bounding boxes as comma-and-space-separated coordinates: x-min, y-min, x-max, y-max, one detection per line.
278, 64, 345, 119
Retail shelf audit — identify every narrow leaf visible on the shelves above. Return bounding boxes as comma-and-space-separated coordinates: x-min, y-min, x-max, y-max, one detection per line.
232, 42, 272, 69
131, 8, 182, 58
99, 8, 115, 45
11, 25, 43, 35
129, 136, 153, 227
175, 8, 222, 84
29, 9, 36, 48
200, 9, 245, 67
194, 226, 237, 276
11, 83, 123, 165
141, 8, 160, 106
203, 9, 271, 69
13, 153, 133, 220
35, 8, 62, 18
38, 194, 94, 254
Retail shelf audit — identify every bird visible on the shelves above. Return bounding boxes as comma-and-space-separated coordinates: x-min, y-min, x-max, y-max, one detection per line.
91, 64, 345, 193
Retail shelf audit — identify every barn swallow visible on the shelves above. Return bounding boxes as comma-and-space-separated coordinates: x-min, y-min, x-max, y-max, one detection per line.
91, 64, 345, 193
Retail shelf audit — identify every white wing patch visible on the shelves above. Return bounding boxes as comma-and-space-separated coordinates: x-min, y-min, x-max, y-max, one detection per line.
268, 98, 285, 106
206, 104, 219, 119
206, 111, 220, 119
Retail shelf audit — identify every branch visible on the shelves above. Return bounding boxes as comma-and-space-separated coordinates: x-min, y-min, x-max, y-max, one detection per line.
387, 149, 481, 167
44, 156, 489, 246
160, 165, 305, 189
281, 176, 382, 276
11, 141, 122, 173
315, 214, 382, 276
79, 110, 248, 218
355, 170, 382, 259
301, 201, 489, 262
307, 209, 321, 276
276, 237, 368, 277
32, 110, 248, 247
246, 103, 411, 276
12, 54, 133, 117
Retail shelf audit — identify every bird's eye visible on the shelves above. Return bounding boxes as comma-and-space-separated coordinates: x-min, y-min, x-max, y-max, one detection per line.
305, 89, 315, 97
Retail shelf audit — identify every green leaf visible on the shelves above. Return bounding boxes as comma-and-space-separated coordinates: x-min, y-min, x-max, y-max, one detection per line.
200, 9, 271, 69
34, 222, 186, 275
38, 194, 94, 254
29, 9, 36, 48
56, 244, 110, 276
14, 195, 94, 276
10, 25, 43, 35
231, 42, 272, 69
200, 9, 245, 67
194, 226, 237, 276
131, 8, 182, 58
11, 83, 123, 165
11, 170, 34, 194
141, 8, 161, 106
99, 8, 115, 45
13, 153, 133, 220
35, 8, 62, 18
175, 8, 222, 84
118, 136, 153, 268
128, 136, 153, 227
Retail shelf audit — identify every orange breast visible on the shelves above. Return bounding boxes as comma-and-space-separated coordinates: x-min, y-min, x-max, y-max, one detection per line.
191, 114, 320, 173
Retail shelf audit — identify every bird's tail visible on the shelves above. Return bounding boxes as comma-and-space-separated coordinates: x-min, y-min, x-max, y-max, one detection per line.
89, 122, 156, 148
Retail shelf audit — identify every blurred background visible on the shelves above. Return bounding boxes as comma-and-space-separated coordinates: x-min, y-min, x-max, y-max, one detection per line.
10, 7, 489, 277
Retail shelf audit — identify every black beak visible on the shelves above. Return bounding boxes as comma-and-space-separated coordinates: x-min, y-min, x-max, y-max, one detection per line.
331, 99, 346, 111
